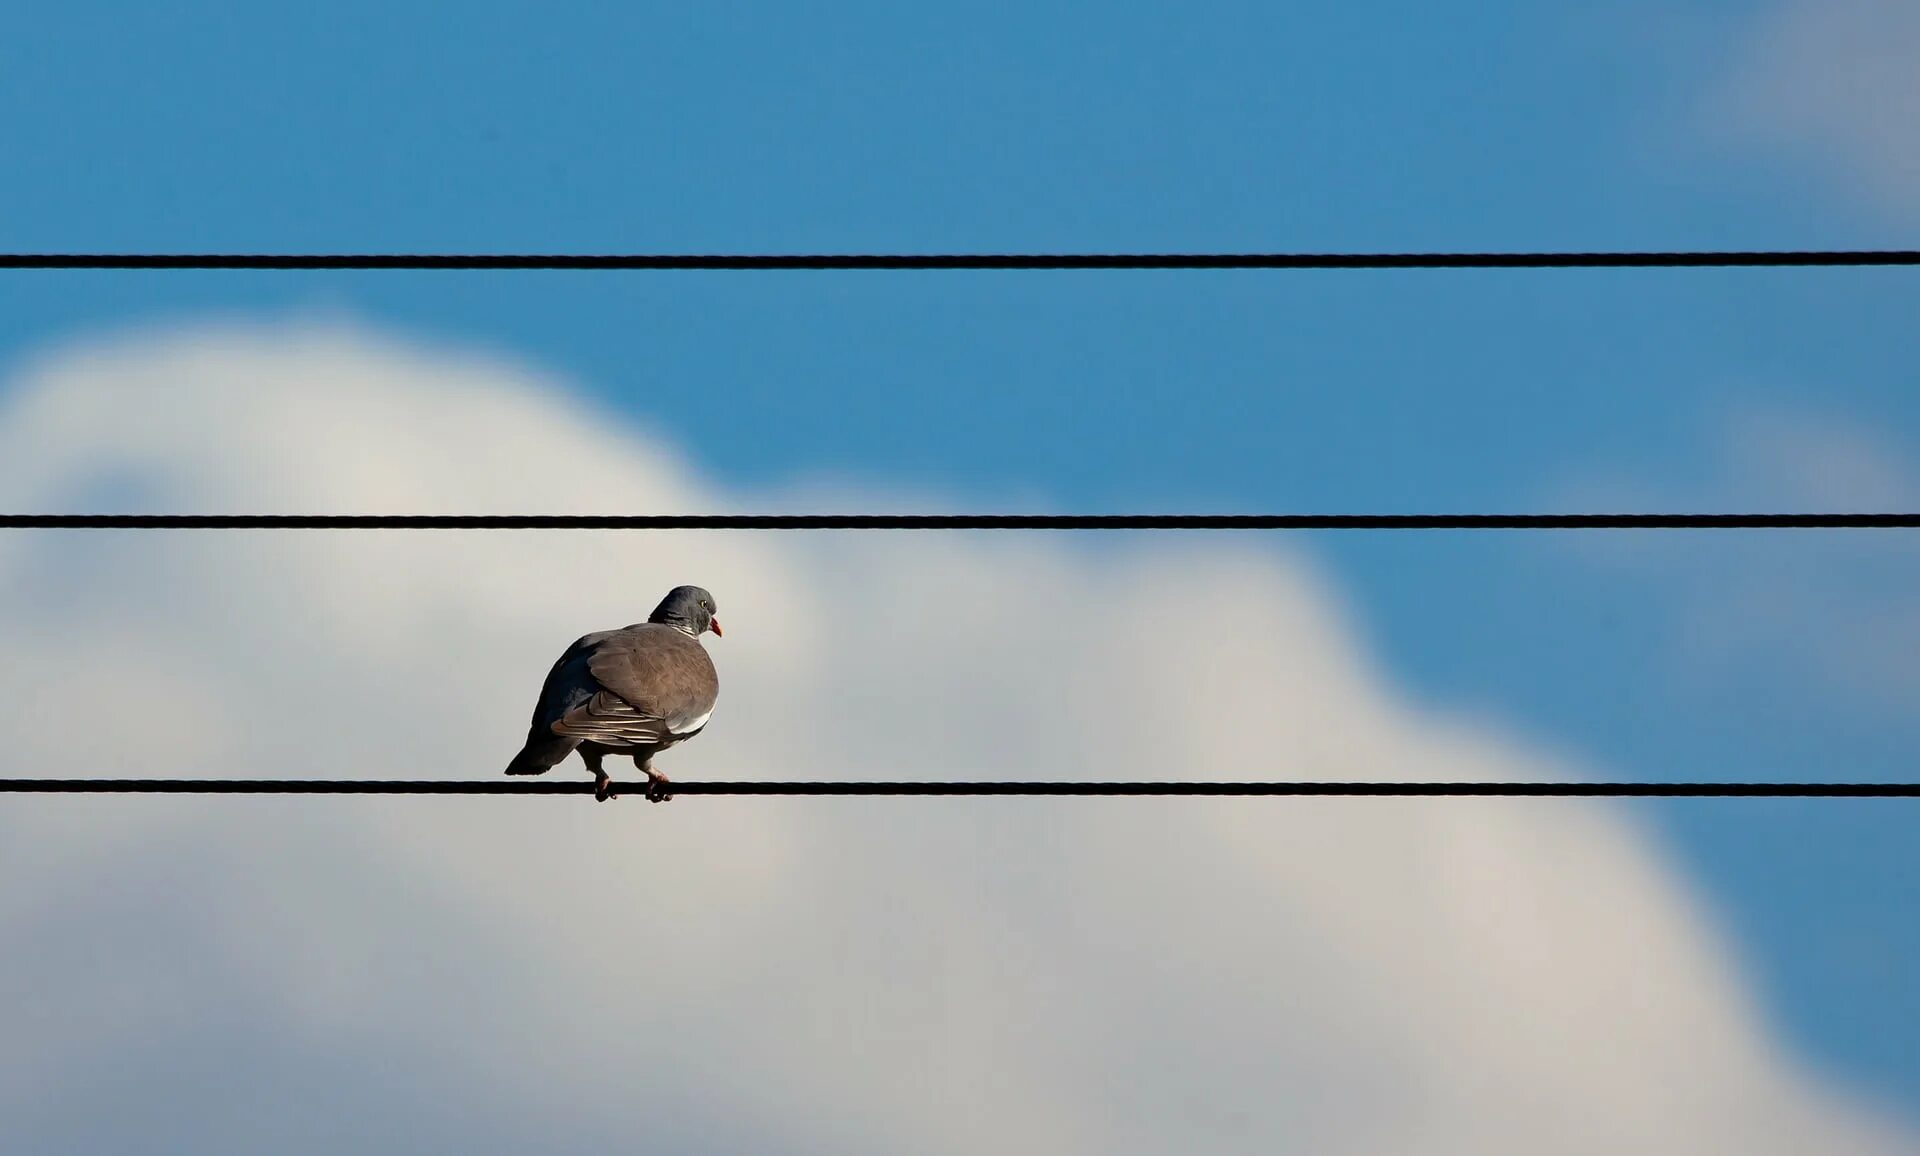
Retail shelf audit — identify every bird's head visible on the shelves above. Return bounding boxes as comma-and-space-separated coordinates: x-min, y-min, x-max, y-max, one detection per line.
649, 585, 722, 638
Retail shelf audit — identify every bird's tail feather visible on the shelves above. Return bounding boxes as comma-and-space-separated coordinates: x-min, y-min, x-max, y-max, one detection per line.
504, 735, 575, 776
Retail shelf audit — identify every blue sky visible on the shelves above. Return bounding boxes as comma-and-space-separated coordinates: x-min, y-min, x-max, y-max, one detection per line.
3, 0, 1917, 1130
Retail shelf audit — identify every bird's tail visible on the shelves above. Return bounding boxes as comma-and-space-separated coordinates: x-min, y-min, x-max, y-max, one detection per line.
504, 734, 575, 776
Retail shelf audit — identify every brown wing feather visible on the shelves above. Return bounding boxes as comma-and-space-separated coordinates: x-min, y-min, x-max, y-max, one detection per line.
552, 689, 667, 746
580, 624, 719, 735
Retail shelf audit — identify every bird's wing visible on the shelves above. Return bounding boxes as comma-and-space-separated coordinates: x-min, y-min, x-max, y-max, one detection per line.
527, 630, 615, 731
580, 623, 719, 737
552, 688, 670, 746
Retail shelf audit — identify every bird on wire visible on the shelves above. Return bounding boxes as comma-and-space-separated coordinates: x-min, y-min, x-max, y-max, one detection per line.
504, 585, 722, 802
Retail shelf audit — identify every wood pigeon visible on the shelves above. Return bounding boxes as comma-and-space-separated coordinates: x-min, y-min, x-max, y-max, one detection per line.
504, 585, 721, 801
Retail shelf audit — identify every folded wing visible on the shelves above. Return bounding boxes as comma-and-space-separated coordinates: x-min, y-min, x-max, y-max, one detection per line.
553, 688, 670, 746
548, 623, 718, 745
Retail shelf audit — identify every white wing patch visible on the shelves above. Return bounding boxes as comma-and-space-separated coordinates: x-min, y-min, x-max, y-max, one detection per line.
671, 707, 714, 735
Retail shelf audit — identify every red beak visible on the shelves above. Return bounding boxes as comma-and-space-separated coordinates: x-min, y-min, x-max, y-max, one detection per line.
709, 617, 723, 638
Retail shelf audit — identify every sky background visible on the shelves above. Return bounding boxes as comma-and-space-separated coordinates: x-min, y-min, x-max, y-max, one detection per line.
0, 0, 1917, 1148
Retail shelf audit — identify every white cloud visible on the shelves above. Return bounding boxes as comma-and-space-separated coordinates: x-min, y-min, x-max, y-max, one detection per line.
1718, 0, 1920, 217
0, 324, 1908, 1154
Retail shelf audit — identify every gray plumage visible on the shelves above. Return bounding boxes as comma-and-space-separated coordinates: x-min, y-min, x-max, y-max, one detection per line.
505, 585, 721, 800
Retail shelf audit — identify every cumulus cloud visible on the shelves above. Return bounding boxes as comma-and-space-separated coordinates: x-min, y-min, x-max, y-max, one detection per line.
1717, 0, 1920, 217
0, 324, 1908, 1153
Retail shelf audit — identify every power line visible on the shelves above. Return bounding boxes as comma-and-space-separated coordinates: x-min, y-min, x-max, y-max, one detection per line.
0, 514, 1915, 531
1, 779, 1914, 797
2, 250, 1918, 271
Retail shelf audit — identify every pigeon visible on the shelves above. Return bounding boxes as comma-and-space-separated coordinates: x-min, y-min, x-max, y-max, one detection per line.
504, 585, 721, 801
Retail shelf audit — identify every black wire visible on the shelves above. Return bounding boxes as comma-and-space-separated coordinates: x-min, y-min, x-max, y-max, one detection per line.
2, 250, 1918, 270
1, 779, 1914, 796
1, 514, 1915, 530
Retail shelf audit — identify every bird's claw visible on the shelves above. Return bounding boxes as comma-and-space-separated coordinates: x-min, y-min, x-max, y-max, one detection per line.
645, 772, 673, 804
594, 774, 618, 802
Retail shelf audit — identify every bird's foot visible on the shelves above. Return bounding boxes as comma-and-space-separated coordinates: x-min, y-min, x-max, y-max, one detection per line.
594, 771, 618, 802
644, 769, 674, 804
